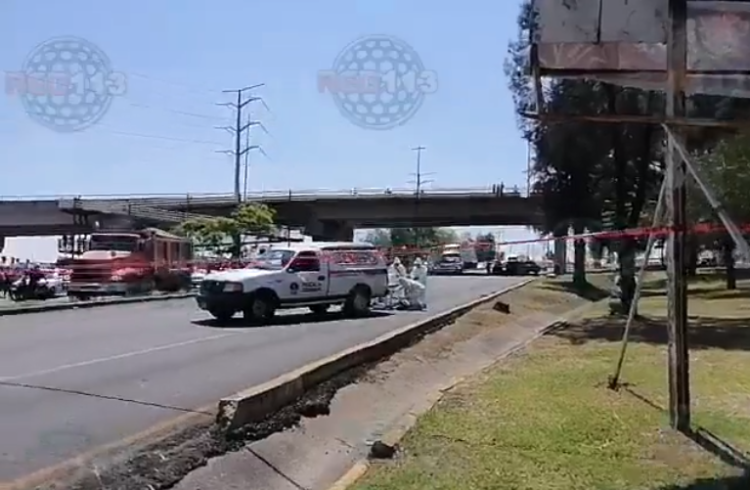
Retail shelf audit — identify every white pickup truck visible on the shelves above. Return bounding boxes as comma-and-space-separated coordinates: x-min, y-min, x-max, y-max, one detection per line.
196, 242, 389, 323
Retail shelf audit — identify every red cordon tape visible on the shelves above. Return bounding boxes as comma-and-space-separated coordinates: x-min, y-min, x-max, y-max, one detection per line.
380, 221, 749, 254
0, 222, 743, 275
489, 221, 750, 248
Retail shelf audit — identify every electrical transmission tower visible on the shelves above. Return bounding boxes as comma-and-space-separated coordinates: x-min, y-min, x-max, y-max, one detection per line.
217, 83, 270, 201
407, 146, 435, 251
408, 146, 434, 195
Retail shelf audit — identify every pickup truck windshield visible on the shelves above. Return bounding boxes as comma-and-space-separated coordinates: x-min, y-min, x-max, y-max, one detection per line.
441, 254, 462, 263
253, 249, 295, 270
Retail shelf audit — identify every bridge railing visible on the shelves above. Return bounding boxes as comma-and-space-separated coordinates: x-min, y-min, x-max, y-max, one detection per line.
0, 186, 537, 203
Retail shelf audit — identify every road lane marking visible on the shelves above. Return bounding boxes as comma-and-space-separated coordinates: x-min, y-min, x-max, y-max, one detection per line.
0, 332, 237, 382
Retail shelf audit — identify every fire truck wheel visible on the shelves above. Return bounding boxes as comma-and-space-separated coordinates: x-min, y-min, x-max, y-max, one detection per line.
142, 278, 156, 294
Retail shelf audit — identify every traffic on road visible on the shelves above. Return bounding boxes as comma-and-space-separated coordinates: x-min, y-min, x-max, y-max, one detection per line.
0, 274, 527, 482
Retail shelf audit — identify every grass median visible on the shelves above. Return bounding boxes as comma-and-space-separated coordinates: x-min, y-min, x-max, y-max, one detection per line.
354, 273, 750, 490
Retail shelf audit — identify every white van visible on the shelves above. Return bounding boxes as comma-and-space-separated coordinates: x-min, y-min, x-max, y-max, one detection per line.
196, 242, 389, 323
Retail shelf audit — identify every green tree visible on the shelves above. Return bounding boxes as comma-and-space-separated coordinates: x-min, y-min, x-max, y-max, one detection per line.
435, 228, 459, 245
389, 227, 458, 250
692, 134, 750, 289
174, 203, 276, 257
174, 217, 232, 255
232, 203, 276, 236
506, 0, 662, 294
228, 203, 276, 257
363, 229, 391, 248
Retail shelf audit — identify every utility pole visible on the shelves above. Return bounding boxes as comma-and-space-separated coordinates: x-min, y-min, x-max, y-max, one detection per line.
408, 146, 435, 253
408, 146, 434, 195
217, 83, 270, 259
665, 0, 690, 431
242, 112, 270, 200
217, 83, 269, 202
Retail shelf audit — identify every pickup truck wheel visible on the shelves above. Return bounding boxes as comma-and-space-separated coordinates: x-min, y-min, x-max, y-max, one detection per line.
244, 295, 277, 324
309, 304, 329, 315
209, 308, 235, 322
343, 285, 371, 317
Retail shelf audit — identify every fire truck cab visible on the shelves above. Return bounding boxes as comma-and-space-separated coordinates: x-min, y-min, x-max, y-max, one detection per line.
65, 228, 193, 300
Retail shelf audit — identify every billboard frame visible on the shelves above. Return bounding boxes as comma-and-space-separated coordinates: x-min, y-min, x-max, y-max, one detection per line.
523, 0, 728, 433
527, 0, 750, 129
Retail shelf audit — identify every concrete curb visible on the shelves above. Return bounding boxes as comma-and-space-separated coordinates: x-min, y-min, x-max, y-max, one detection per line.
325, 298, 604, 490
216, 278, 536, 432
0, 292, 196, 316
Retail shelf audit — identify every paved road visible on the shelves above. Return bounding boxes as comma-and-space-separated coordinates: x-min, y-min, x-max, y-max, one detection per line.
0, 275, 527, 481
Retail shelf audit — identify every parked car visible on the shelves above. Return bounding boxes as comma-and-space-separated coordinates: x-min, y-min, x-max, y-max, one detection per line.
507, 258, 541, 276
488, 260, 505, 275
490, 256, 542, 276
430, 253, 464, 275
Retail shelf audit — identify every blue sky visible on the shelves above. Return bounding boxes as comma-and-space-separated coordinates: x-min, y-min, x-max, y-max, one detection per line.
1, 0, 543, 261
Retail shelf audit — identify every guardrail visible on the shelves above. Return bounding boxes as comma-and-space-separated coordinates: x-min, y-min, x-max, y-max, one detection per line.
72, 201, 214, 223
1, 185, 536, 203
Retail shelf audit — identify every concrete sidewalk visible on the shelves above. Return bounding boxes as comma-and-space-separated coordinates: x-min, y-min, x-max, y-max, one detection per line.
172, 282, 597, 490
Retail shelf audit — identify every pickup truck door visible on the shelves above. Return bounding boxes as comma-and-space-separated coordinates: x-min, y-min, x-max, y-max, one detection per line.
286, 251, 327, 299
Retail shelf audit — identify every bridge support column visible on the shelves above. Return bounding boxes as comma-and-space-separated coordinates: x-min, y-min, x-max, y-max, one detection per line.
308, 220, 354, 242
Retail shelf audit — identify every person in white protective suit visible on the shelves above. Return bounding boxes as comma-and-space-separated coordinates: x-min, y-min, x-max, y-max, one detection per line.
410, 257, 428, 308
392, 257, 407, 277
387, 259, 401, 283
384, 258, 405, 307
397, 274, 425, 310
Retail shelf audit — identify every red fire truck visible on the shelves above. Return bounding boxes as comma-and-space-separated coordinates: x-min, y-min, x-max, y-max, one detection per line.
64, 228, 193, 300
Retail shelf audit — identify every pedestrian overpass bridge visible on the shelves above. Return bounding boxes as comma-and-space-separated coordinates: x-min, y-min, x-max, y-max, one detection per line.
0, 185, 543, 243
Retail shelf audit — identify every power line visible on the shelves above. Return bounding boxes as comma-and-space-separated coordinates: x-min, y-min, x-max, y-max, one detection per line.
103, 128, 222, 146
0, 115, 223, 147
127, 102, 229, 122
216, 83, 270, 201
4, 72, 235, 138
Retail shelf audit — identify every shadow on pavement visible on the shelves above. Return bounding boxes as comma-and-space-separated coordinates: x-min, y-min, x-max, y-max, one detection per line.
193, 310, 393, 328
